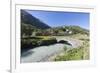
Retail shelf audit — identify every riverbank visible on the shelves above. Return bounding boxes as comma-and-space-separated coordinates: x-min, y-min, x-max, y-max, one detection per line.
48, 34, 89, 61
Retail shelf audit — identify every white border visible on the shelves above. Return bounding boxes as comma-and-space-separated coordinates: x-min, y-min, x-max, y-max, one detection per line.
11, 4, 95, 73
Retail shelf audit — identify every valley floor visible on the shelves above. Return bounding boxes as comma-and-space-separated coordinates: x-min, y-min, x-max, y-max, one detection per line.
21, 34, 89, 63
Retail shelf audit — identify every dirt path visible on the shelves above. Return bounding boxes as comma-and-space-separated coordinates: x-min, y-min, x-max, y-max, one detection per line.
55, 36, 83, 48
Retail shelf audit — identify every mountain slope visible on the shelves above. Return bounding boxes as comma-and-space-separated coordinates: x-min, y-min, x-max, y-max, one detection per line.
21, 10, 50, 29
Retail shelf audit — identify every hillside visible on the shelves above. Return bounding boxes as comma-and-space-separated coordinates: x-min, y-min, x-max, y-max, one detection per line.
21, 10, 50, 29
36, 25, 89, 36
53, 25, 89, 35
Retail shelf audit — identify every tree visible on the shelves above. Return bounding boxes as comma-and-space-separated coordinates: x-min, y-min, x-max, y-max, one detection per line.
54, 30, 59, 35
21, 23, 34, 37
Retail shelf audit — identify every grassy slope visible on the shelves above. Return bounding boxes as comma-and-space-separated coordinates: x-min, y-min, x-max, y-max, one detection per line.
52, 34, 89, 61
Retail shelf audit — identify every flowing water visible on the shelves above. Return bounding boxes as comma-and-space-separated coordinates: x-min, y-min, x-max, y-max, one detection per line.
21, 43, 72, 63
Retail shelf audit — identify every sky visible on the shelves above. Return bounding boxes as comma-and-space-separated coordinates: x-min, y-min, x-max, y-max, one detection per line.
25, 10, 90, 29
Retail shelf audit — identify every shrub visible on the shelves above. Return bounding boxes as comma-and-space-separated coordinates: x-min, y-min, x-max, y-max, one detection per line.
21, 36, 57, 50
39, 38, 57, 46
